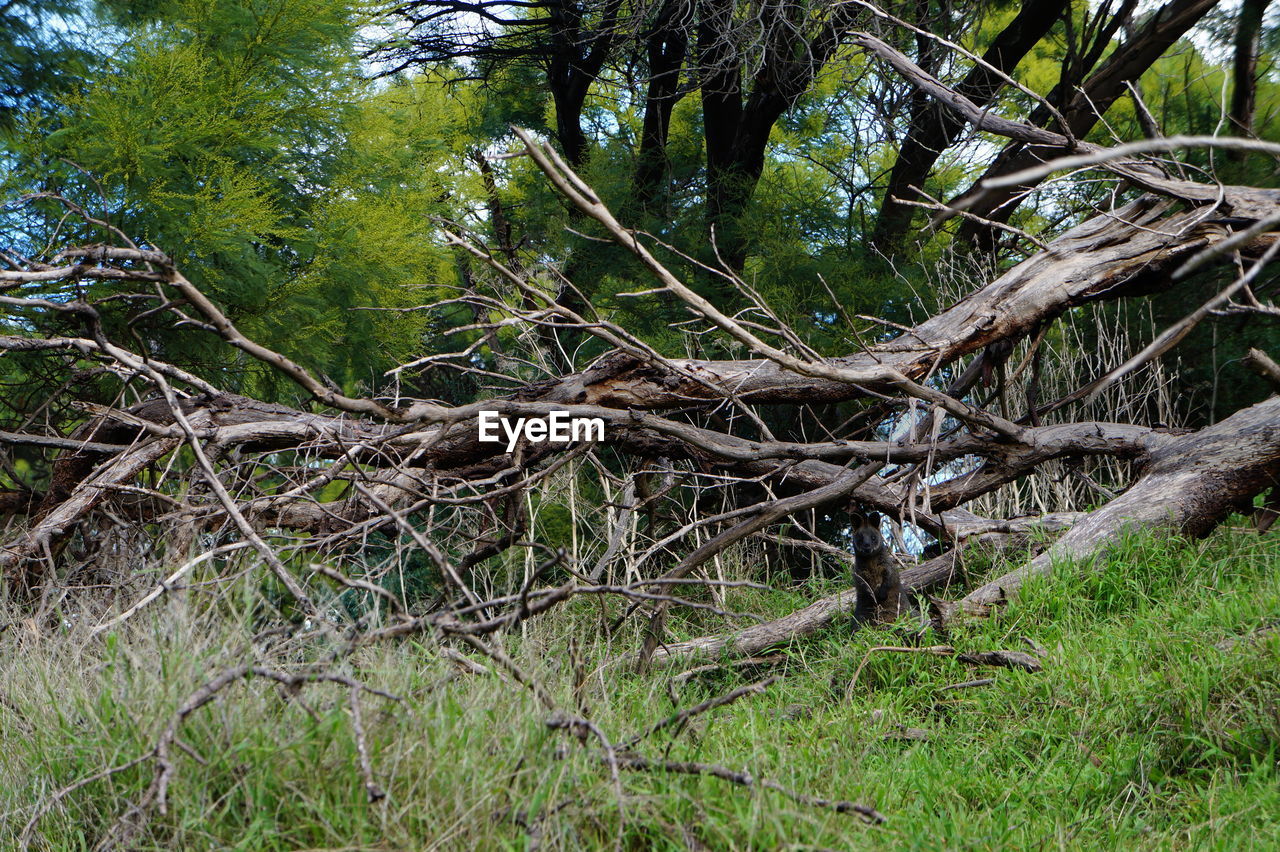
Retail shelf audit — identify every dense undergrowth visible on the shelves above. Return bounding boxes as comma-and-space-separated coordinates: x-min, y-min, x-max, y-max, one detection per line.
3, 524, 1279, 850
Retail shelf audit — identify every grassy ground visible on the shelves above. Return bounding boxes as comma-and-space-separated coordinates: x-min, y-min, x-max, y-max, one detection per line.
2, 523, 1279, 850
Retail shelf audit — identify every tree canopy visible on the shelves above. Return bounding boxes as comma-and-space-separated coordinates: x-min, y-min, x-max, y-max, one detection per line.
5, 0, 1278, 413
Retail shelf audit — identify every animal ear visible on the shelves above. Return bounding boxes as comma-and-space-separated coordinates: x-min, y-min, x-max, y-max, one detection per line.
865, 511, 881, 526
849, 510, 864, 527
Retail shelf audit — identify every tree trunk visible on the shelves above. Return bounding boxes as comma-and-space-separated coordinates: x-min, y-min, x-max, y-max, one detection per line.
546, 0, 623, 166
872, 0, 1070, 251
963, 393, 1280, 607
1230, 0, 1269, 152
634, 513, 1082, 669
953, 0, 1219, 246
696, 0, 856, 269
531, 196, 1270, 410
633, 0, 690, 209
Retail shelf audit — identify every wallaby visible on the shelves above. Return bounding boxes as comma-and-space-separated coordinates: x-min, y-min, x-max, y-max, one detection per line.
851, 510, 905, 625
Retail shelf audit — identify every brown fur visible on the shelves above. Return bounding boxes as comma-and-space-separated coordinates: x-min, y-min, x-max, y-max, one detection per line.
851, 510, 905, 624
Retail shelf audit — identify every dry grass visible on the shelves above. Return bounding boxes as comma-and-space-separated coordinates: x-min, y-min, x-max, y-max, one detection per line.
3, 522, 1279, 850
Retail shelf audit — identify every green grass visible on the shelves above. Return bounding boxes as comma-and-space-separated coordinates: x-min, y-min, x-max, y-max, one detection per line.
3, 523, 1280, 850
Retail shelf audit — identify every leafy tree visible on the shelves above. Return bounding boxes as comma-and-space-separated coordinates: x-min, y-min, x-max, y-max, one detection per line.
0, 0, 89, 130
2, 0, 491, 399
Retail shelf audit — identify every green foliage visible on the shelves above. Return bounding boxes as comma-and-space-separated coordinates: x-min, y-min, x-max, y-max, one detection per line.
3, 0, 1269, 420
4, 5, 1280, 847
1, 1, 488, 398
0, 1, 90, 130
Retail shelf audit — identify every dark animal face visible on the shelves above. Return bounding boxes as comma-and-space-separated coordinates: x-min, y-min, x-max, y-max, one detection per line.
849, 509, 883, 557
852, 524, 883, 557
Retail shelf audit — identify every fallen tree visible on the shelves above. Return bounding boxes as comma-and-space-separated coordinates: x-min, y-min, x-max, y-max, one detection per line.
10, 6, 1280, 846
2, 39, 1280, 682
962, 393, 1280, 608
634, 513, 1084, 670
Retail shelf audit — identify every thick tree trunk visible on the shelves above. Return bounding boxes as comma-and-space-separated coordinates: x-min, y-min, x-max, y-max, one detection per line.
953, 0, 1219, 244
963, 394, 1280, 607
0, 436, 182, 586
1230, 0, 1269, 149
635, 395, 1280, 668
696, 0, 855, 269
872, 0, 1070, 251
633, 0, 690, 209
532, 196, 1270, 410
7, 179, 1280, 594
551, 83, 591, 167
697, 0, 747, 263
635, 513, 1082, 669
5, 194, 1275, 581
546, 0, 623, 166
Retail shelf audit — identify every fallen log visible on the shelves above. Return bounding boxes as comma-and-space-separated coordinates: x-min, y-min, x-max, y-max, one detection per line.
633, 400, 1280, 670
962, 394, 1280, 607
5, 183, 1272, 584
12, 389, 1159, 541
526, 196, 1272, 411
7, 136, 1280, 613
0, 435, 184, 587
635, 513, 1078, 670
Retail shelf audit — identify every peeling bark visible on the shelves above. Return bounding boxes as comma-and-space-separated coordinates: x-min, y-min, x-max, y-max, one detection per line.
1, 436, 183, 586
529, 197, 1272, 410
963, 394, 1280, 607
